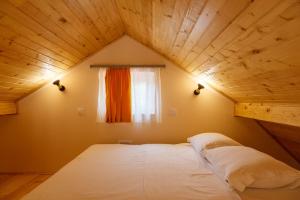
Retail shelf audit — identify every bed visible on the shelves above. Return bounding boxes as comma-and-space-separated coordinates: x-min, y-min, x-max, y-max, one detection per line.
22, 144, 300, 200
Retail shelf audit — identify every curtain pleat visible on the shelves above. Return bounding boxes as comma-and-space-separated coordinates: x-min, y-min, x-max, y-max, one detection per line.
105, 68, 131, 123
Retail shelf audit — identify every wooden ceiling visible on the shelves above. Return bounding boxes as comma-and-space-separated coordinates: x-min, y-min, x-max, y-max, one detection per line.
0, 0, 300, 118
117, 0, 300, 104
0, 0, 124, 104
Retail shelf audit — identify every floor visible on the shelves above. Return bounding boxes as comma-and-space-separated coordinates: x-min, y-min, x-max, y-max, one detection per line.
0, 174, 50, 200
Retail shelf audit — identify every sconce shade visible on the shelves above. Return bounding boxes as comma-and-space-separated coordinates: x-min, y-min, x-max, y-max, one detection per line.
53, 80, 65, 91
194, 84, 204, 95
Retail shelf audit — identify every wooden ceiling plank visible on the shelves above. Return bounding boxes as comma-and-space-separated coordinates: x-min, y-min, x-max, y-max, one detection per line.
169, 0, 207, 61
152, 0, 190, 57
0, 57, 59, 85
0, 64, 44, 83
77, 0, 124, 43
220, 18, 300, 70
61, 0, 108, 46
227, 91, 300, 99
182, 0, 252, 68
202, 69, 300, 102
115, 0, 152, 46
221, 0, 300, 59
0, 59, 44, 78
234, 98, 300, 103
201, 55, 300, 87
235, 103, 300, 127
0, 35, 71, 71
43, 0, 106, 49
0, 87, 32, 95
0, 2, 84, 61
0, 101, 17, 115
186, 0, 285, 72
175, 0, 226, 64
28, 0, 100, 54
0, 25, 76, 67
0, 15, 81, 64
217, 82, 300, 94
223, 88, 300, 98
190, 0, 300, 93
0, 74, 41, 85
0, 0, 298, 104
194, 78, 300, 104
218, 71, 300, 88
91, 0, 124, 37
0, 47, 66, 74
0, 81, 37, 92
10, 0, 94, 56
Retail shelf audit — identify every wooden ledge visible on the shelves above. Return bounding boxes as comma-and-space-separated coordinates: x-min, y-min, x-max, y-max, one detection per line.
235, 103, 300, 127
0, 101, 17, 115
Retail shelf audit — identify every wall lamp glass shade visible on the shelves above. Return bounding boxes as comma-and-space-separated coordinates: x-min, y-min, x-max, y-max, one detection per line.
53, 80, 65, 91
194, 84, 204, 95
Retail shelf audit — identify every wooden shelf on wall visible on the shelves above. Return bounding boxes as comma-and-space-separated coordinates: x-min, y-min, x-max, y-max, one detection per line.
0, 101, 17, 115
235, 103, 300, 127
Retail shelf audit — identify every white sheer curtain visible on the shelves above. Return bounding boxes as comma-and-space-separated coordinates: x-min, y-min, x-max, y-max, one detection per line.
97, 68, 106, 122
97, 67, 161, 123
131, 68, 161, 123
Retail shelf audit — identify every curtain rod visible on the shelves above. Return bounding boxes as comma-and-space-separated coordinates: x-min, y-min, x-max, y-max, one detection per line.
90, 64, 166, 68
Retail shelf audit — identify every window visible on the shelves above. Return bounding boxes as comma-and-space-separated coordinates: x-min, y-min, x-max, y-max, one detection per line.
131, 68, 161, 123
97, 67, 161, 123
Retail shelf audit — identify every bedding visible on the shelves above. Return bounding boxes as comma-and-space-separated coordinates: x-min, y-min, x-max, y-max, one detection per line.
187, 133, 241, 154
203, 146, 300, 192
22, 144, 300, 200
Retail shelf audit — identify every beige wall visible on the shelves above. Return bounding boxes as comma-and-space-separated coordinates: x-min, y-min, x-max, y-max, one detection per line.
0, 36, 298, 173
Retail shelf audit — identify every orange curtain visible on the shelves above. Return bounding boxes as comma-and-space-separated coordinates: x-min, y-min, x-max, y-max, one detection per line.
105, 68, 131, 123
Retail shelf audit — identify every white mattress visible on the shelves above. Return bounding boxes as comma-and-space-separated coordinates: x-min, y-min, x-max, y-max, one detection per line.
22, 144, 300, 200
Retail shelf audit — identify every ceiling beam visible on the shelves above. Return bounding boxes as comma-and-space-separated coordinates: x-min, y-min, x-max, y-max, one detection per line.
0, 101, 17, 115
235, 103, 300, 127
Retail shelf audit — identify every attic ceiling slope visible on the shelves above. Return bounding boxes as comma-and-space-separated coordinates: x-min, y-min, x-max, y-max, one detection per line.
0, 0, 125, 104
118, 0, 300, 103
0, 0, 300, 117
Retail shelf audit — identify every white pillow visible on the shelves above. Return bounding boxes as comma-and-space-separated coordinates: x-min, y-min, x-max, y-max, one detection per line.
203, 146, 300, 192
187, 133, 241, 153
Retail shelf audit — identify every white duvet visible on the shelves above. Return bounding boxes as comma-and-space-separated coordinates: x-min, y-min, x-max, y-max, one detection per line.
22, 144, 300, 200
22, 144, 240, 200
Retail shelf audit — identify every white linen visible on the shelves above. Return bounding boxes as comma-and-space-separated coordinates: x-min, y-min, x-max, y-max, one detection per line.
203, 146, 300, 192
131, 68, 161, 123
22, 144, 239, 200
188, 133, 241, 154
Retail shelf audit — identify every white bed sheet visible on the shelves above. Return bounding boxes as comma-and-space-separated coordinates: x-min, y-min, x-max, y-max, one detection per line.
22, 144, 239, 200
22, 144, 300, 200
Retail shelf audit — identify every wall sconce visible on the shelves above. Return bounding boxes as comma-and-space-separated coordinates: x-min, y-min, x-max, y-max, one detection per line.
194, 84, 204, 95
53, 80, 65, 91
